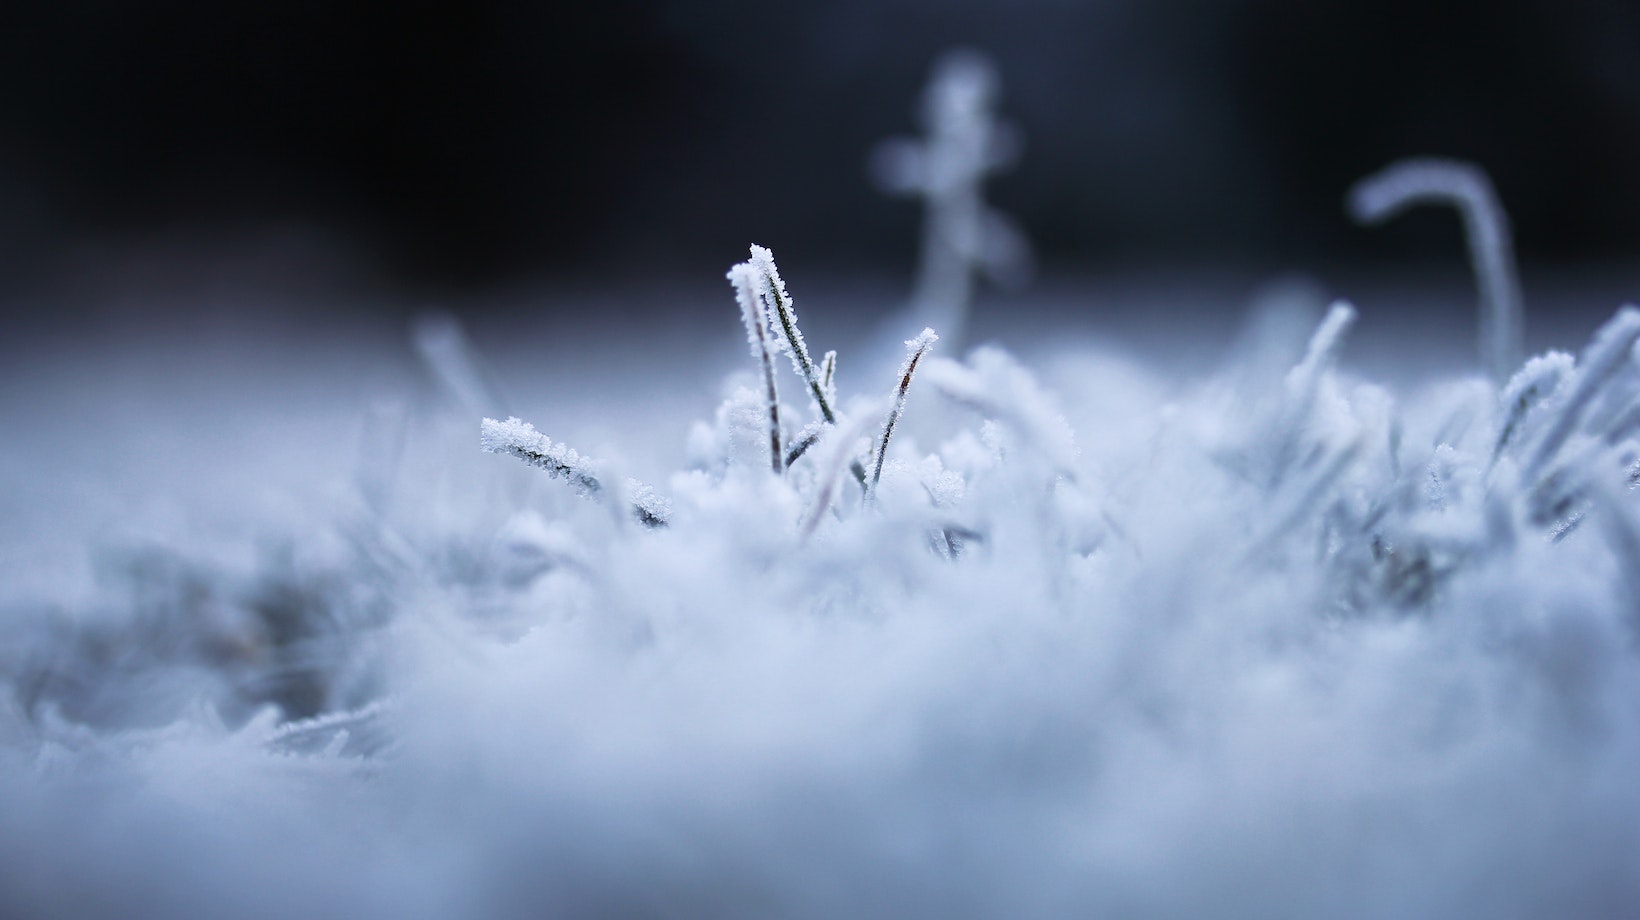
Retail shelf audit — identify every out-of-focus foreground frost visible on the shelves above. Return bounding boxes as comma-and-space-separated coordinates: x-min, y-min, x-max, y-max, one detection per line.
5, 263, 1640, 918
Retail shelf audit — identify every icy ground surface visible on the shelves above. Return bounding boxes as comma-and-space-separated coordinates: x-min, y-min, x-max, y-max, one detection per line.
4, 275, 1640, 918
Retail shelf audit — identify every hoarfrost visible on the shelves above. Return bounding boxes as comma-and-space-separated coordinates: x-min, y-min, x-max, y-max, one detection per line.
480, 416, 601, 497
14, 300, 1640, 917
729, 261, 784, 473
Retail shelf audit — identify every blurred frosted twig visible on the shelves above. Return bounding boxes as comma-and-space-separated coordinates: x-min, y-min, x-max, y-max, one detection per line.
742, 245, 868, 486
1347, 158, 1523, 386
412, 311, 508, 416
480, 417, 670, 527
1267, 301, 1358, 487
871, 49, 1029, 351
819, 350, 838, 408
1493, 352, 1575, 462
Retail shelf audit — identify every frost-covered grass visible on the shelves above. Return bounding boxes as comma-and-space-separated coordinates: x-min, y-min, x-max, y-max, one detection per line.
5, 250, 1640, 917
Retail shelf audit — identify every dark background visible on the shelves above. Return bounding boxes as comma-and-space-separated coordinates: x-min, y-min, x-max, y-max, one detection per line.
2, 0, 1639, 316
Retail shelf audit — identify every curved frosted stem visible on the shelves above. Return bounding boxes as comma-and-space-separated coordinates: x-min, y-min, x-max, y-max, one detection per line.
1348, 158, 1524, 386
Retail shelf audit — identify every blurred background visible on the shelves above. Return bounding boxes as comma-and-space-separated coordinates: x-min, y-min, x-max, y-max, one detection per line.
2, 0, 1640, 331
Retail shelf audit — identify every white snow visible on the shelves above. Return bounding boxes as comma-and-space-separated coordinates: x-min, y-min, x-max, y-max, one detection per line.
6, 279, 1640, 919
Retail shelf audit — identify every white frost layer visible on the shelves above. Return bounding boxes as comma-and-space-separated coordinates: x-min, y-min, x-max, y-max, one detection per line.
8, 307, 1640, 918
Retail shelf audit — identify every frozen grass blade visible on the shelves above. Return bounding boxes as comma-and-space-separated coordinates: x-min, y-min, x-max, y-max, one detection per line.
1522, 307, 1640, 480
747, 245, 835, 424
1493, 351, 1575, 462
869, 328, 939, 496
1348, 157, 1524, 386
783, 422, 825, 467
801, 409, 878, 540
1267, 301, 1357, 486
481, 416, 669, 527
480, 417, 600, 496
1287, 300, 1357, 395
729, 262, 784, 474
741, 245, 868, 487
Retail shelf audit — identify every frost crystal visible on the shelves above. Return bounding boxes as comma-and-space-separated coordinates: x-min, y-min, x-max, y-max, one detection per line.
1285, 300, 1357, 399
622, 479, 673, 530
412, 312, 506, 415
1495, 350, 1575, 457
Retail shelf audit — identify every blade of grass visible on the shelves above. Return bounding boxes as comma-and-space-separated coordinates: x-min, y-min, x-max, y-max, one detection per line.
729, 262, 785, 474
481, 417, 670, 528
869, 328, 939, 499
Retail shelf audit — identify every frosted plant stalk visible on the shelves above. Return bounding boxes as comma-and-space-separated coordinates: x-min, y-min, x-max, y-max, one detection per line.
801, 407, 880, 540
872, 49, 1028, 350
480, 416, 670, 527
819, 350, 838, 409
1267, 301, 1358, 486
1521, 306, 1640, 480
1493, 351, 1575, 461
1286, 300, 1358, 398
869, 328, 939, 496
729, 262, 784, 473
746, 245, 835, 424
1348, 158, 1524, 386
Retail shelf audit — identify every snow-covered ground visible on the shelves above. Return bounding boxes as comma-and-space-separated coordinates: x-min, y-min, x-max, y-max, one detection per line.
4, 266, 1640, 918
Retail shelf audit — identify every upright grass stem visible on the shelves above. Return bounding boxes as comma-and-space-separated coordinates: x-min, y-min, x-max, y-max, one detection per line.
729, 263, 785, 474
748, 245, 837, 424
869, 329, 939, 498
